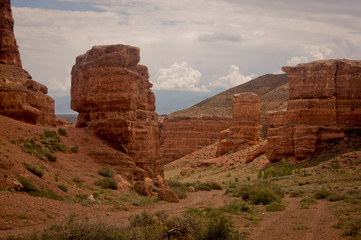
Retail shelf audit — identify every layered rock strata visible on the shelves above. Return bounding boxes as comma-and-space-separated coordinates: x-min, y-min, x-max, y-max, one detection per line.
216, 92, 260, 156
266, 59, 361, 162
0, 0, 56, 126
71, 44, 163, 178
160, 116, 231, 164
0, 0, 21, 67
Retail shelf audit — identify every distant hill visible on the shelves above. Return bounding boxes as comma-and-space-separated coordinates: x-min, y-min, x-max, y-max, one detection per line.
168, 73, 289, 119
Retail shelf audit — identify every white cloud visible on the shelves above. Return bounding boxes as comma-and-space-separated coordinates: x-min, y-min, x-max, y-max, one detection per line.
287, 56, 309, 66
209, 65, 255, 89
303, 45, 332, 60
153, 61, 209, 92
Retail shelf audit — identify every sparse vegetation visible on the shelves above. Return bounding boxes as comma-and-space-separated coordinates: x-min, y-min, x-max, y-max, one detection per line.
57, 128, 67, 136
94, 177, 117, 190
98, 167, 115, 178
70, 146, 78, 153
17, 177, 62, 200
23, 162, 44, 178
57, 184, 68, 192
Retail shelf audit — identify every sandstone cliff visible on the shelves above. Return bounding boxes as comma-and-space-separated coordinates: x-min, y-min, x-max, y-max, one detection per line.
216, 92, 260, 156
160, 116, 231, 164
71, 44, 162, 179
0, 0, 21, 67
0, 0, 56, 126
266, 59, 361, 162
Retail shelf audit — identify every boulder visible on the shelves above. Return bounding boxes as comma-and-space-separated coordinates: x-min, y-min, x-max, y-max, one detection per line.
267, 59, 361, 161
216, 92, 260, 156
158, 189, 180, 203
152, 175, 169, 189
71, 44, 163, 179
114, 174, 131, 193
188, 186, 195, 192
134, 180, 152, 196
5, 177, 23, 191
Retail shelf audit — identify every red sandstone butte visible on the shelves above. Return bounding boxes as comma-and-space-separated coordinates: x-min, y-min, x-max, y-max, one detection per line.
160, 116, 231, 164
0, 0, 21, 67
0, 0, 56, 126
216, 92, 260, 156
266, 59, 361, 162
71, 44, 163, 178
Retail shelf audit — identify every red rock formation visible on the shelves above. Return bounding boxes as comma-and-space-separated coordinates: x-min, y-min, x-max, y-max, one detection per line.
267, 59, 361, 162
0, 1, 56, 126
71, 44, 162, 179
0, 0, 21, 67
216, 92, 260, 156
160, 116, 231, 163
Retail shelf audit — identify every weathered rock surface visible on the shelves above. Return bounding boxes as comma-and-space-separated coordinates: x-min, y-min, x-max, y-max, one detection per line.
158, 189, 180, 203
134, 180, 153, 196
267, 59, 361, 162
0, 1, 56, 126
216, 92, 260, 156
0, 0, 21, 67
71, 44, 162, 179
152, 175, 169, 190
114, 174, 131, 193
160, 116, 231, 163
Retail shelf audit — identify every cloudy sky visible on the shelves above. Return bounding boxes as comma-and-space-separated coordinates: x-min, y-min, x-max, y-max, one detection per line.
12, 0, 361, 114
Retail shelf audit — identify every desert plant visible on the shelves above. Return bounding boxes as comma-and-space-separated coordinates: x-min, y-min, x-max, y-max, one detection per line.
266, 201, 286, 212
23, 162, 44, 178
129, 210, 155, 227
70, 146, 78, 153
72, 176, 84, 184
57, 128, 67, 136
220, 199, 251, 214
167, 179, 188, 199
98, 167, 114, 178
57, 184, 68, 192
94, 177, 117, 189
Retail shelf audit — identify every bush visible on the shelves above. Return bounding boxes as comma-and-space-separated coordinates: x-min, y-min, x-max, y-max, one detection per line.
57, 184, 68, 192
18, 177, 39, 193
23, 162, 44, 178
41, 129, 66, 152
98, 167, 114, 178
167, 180, 188, 199
259, 158, 293, 179
72, 176, 84, 184
57, 128, 67, 136
190, 181, 223, 191
266, 201, 286, 212
129, 211, 155, 227
314, 189, 333, 199
94, 177, 117, 189
220, 199, 251, 214
70, 146, 78, 153
231, 182, 284, 205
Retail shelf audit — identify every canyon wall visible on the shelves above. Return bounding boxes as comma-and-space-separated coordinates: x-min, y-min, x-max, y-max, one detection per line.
0, 0, 56, 126
216, 92, 260, 156
266, 59, 361, 162
71, 44, 163, 179
160, 116, 231, 164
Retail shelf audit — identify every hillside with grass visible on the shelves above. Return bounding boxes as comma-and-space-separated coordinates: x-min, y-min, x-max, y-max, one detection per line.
168, 73, 289, 119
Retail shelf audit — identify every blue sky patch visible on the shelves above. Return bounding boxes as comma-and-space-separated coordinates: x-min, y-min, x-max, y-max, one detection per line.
12, 0, 104, 12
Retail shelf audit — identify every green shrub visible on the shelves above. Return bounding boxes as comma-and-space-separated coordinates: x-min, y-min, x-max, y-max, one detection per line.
57, 128, 67, 136
314, 189, 332, 199
129, 211, 155, 227
41, 129, 66, 152
266, 201, 286, 212
220, 199, 251, 214
57, 184, 68, 192
98, 167, 114, 178
167, 179, 188, 199
18, 177, 39, 193
201, 214, 241, 240
23, 162, 44, 178
94, 177, 117, 189
260, 158, 293, 179
231, 182, 284, 205
72, 176, 84, 184
191, 181, 223, 191
70, 146, 78, 153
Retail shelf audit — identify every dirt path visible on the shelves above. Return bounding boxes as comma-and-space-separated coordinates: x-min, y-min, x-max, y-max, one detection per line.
248, 196, 341, 240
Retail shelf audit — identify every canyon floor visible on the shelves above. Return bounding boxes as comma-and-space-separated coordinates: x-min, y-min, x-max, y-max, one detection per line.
0, 115, 361, 239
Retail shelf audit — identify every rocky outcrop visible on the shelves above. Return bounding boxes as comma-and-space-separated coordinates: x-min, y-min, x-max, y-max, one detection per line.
71, 44, 162, 179
160, 116, 231, 163
216, 92, 260, 156
0, 0, 21, 67
266, 59, 361, 162
0, 1, 56, 126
